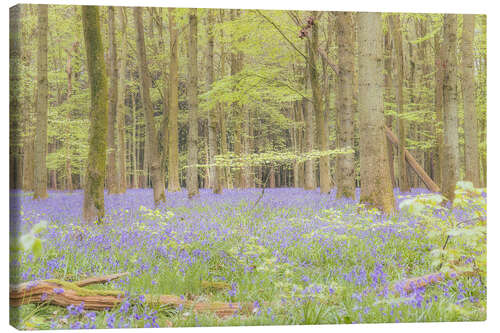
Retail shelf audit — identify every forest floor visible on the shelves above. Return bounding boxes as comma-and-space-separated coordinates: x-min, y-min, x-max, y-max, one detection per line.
9, 187, 486, 329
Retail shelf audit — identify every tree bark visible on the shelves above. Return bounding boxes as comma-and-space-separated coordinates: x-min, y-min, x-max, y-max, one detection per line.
335, 12, 356, 199
357, 12, 395, 214
106, 6, 119, 194
308, 12, 330, 194
168, 8, 181, 192
187, 9, 200, 198
303, 54, 315, 190
442, 14, 459, 204
434, 25, 444, 187
133, 7, 166, 204
82, 5, 108, 223
65, 47, 73, 192
33, 4, 49, 200
116, 8, 128, 193
389, 14, 409, 192
10, 5, 24, 191
462, 14, 480, 187
206, 9, 222, 194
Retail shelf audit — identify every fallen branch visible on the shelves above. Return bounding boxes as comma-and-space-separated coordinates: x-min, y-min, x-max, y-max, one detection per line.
10, 277, 253, 318
384, 125, 440, 192
392, 268, 474, 295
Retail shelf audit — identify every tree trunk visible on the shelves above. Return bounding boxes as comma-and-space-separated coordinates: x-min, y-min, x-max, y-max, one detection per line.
65, 47, 73, 192
389, 14, 409, 192
335, 12, 356, 199
357, 12, 395, 214
10, 5, 23, 191
131, 94, 138, 188
167, 8, 181, 192
187, 9, 200, 198
303, 54, 315, 190
106, 6, 119, 194
434, 25, 444, 187
116, 8, 128, 193
134, 7, 166, 204
206, 9, 222, 194
308, 12, 330, 194
384, 21, 396, 188
442, 14, 459, 204
82, 5, 108, 223
33, 4, 49, 200
462, 14, 480, 187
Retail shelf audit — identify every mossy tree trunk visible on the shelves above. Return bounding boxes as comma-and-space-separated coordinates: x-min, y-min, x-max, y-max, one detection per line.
357, 12, 395, 214
442, 14, 459, 204
33, 4, 49, 200
335, 12, 356, 199
168, 8, 181, 192
187, 9, 200, 198
133, 7, 166, 204
462, 14, 480, 187
106, 6, 119, 194
116, 7, 128, 193
82, 5, 108, 223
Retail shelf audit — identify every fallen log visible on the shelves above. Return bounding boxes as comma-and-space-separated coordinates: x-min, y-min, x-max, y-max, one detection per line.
74, 272, 129, 287
10, 276, 253, 318
392, 269, 474, 295
384, 125, 440, 192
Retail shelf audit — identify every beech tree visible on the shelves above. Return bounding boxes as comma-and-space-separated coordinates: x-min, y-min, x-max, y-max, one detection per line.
33, 4, 49, 200
441, 14, 459, 204
187, 8, 199, 198
82, 5, 108, 222
133, 7, 165, 204
462, 14, 480, 187
357, 12, 395, 213
335, 12, 355, 199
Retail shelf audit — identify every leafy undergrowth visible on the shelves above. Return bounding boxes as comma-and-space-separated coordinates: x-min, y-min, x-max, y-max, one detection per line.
9, 184, 486, 329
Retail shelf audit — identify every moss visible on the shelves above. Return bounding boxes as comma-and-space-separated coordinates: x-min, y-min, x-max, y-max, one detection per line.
45, 279, 123, 297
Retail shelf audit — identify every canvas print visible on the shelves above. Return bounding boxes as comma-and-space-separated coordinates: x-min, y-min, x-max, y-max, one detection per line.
9, 3, 487, 330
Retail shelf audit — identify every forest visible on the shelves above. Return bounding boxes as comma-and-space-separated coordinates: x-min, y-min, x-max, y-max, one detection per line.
9, 5, 486, 329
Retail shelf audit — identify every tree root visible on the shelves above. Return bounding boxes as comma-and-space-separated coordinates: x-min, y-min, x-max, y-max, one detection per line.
10, 274, 253, 318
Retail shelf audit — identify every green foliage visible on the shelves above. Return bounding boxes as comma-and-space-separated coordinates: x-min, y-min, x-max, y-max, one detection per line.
399, 182, 486, 279
18, 220, 48, 258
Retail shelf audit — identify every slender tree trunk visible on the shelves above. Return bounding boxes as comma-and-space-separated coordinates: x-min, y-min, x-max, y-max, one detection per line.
335, 12, 356, 199
106, 6, 119, 194
131, 94, 138, 188
187, 9, 200, 198
206, 9, 222, 194
10, 5, 23, 191
434, 25, 444, 187
167, 8, 181, 192
33, 5, 49, 200
357, 12, 395, 214
462, 14, 480, 187
308, 12, 330, 194
134, 7, 166, 204
384, 22, 396, 188
442, 14, 459, 204
65, 48, 73, 192
82, 5, 108, 223
389, 14, 409, 192
116, 8, 128, 193
303, 55, 315, 190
